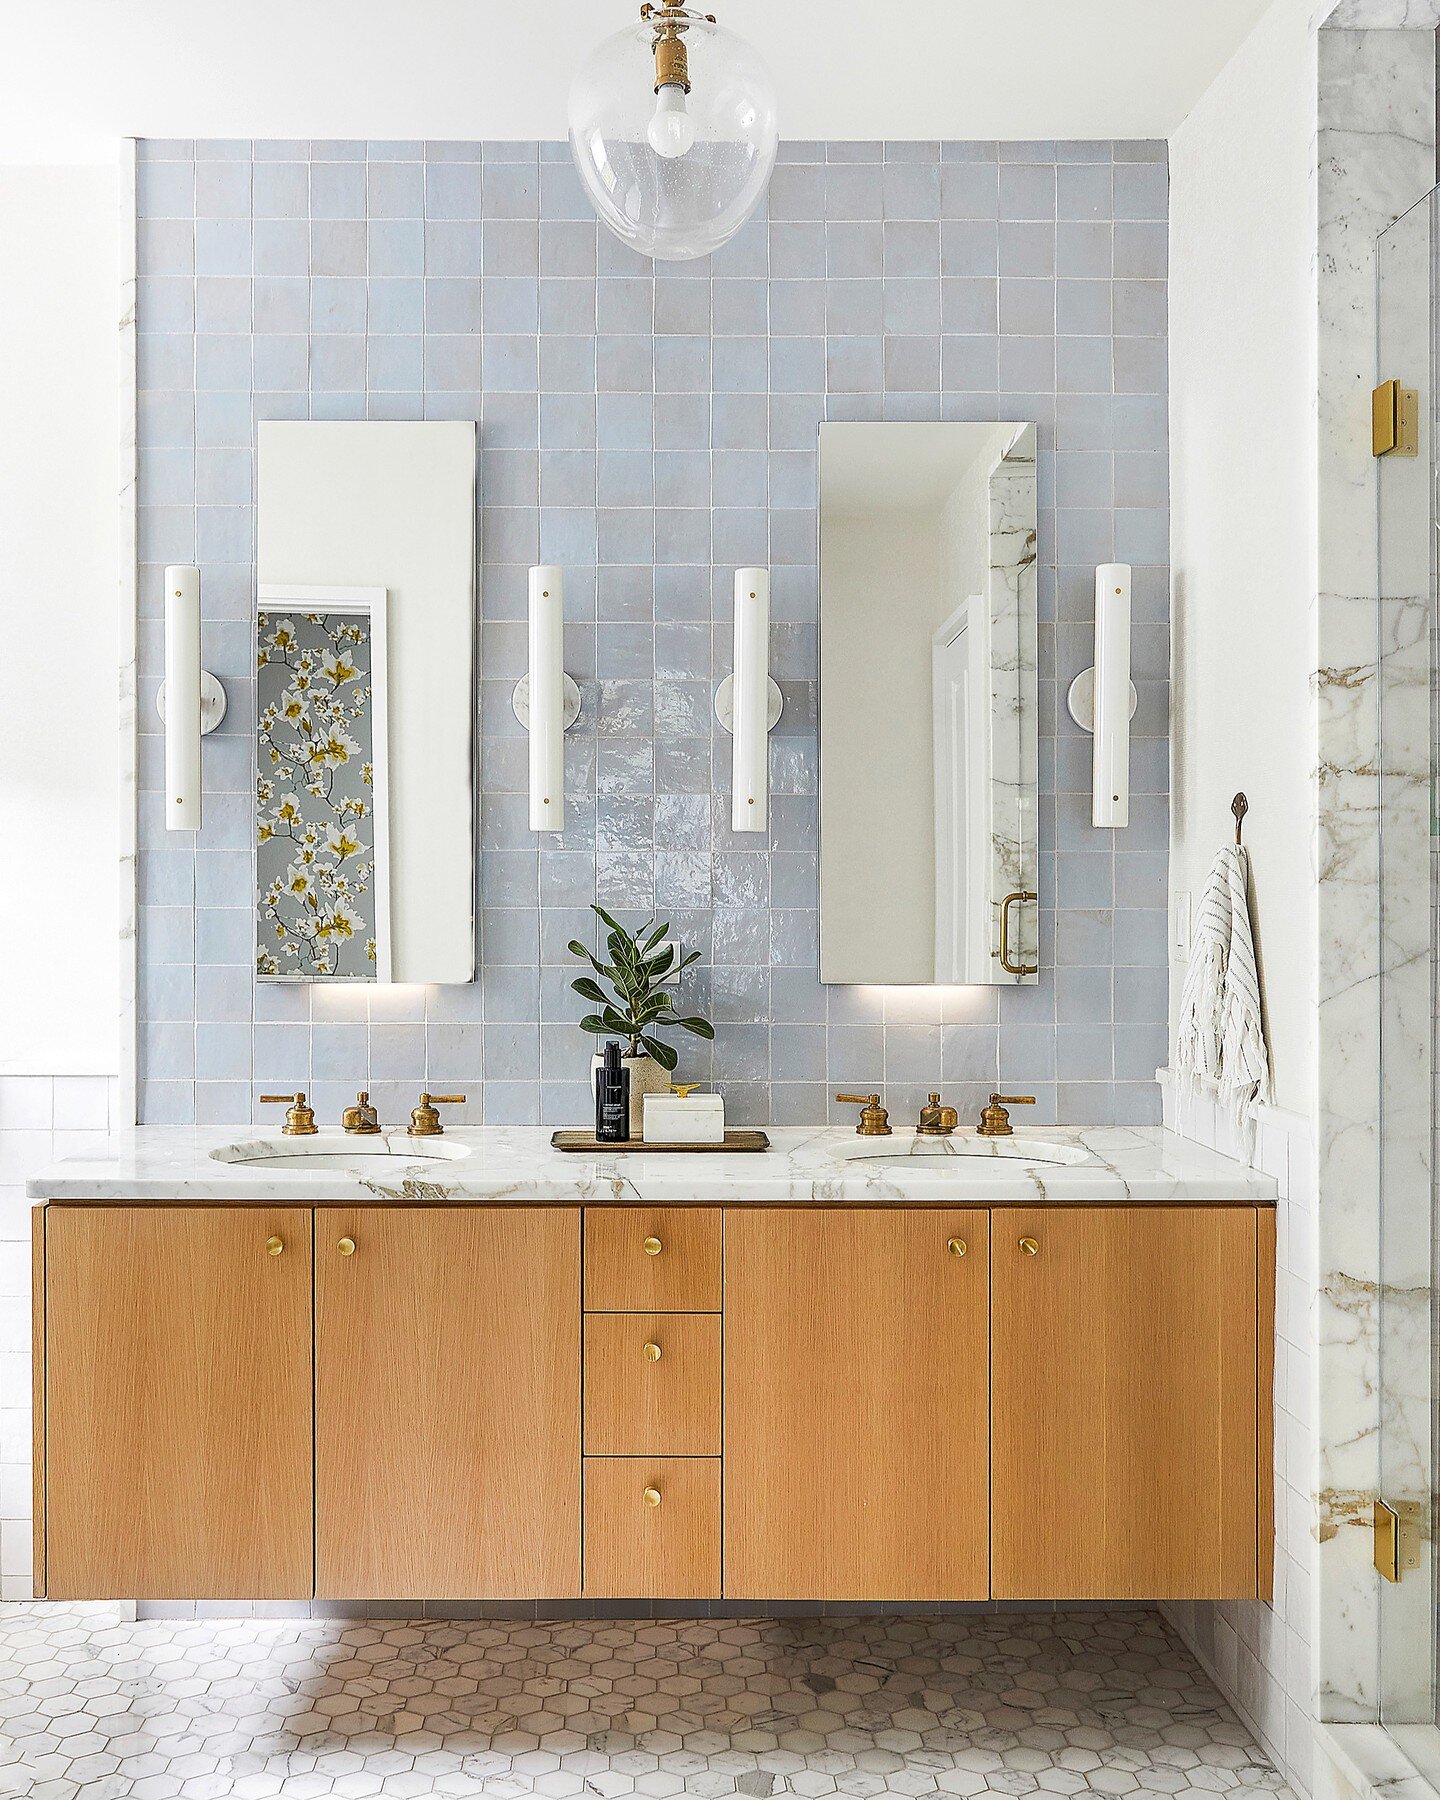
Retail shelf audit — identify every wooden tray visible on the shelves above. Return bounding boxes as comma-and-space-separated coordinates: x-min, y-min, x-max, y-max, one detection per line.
550, 1128, 770, 1154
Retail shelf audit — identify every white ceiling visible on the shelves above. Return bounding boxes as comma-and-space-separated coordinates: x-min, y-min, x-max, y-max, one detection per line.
8, 0, 1274, 163
5, 0, 1276, 164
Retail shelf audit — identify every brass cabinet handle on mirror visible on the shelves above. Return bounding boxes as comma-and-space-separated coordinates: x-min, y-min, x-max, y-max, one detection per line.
643, 1486, 662, 1507
643, 1341, 663, 1362
265, 1235, 285, 1257
337, 1237, 356, 1257
947, 1237, 967, 1258
996, 890, 1038, 978
642, 1236, 663, 1257
1019, 1236, 1040, 1256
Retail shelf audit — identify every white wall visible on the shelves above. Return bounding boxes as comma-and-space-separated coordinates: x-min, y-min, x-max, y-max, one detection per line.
1167, 0, 1318, 1119
0, 166, 120, 1076
1165, 0, 1319, 1790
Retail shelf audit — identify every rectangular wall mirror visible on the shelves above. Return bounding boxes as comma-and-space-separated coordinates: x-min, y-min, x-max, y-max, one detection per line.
255, 421, 477, 985
818, 421, 1038, 985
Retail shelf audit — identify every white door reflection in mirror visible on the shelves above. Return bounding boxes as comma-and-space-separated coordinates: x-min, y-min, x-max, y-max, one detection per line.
819, 422, 1038, 986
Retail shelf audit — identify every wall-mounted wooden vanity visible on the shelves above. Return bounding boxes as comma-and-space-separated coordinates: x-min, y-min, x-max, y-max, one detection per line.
32, 1192, 1274, 1605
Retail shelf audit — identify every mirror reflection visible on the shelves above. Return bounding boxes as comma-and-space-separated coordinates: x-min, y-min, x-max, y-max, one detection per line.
818, 421, 1038, 986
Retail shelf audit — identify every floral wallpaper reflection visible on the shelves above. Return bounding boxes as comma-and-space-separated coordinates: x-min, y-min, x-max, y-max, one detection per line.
255, 608, 384, 980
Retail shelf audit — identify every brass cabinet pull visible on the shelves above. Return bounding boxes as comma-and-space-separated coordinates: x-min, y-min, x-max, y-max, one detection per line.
642, 1236, 663, 1257
337, 1237, 356, 1257
265, 1235, 285, 1257
643, 1341, 663, 1362
643, 1486, 662, 1507
997, 889, 1039, 978
1019, 1236, 1040, 1256
946, 1236, 967, 1258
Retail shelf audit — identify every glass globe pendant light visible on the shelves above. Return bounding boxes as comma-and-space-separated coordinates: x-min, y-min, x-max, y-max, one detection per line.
568, 0, 779, 262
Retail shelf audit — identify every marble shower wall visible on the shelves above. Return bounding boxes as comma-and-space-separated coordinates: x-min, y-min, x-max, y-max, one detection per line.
134, 137, 1170, 1131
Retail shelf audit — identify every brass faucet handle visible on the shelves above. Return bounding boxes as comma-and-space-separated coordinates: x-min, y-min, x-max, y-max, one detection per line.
917, 1092, 959, 1136
407, 1091, 466, 1137
342, 1089, 381, 1135
260, 1091, 317, 1136
976, 1092, 1036, 1139
835, 1092, 892, 1137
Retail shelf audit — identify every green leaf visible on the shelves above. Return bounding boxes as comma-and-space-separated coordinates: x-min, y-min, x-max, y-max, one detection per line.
675, 1016, 715, 1039
640, 1035, 679, 1071
641, 922, 669, 953
592, 904, 625, 936
600, 1005, 633, 1034
578, 1013, 608, 1034
642, 945, 675, 980
571, 976, 608, 1005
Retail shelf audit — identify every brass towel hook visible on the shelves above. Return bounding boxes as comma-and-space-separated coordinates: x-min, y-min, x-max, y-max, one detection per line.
1231, 792, 1248, 845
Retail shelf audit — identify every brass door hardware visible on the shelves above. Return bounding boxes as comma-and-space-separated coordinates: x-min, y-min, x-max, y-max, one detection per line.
342, 1090, 381, 1134
337, 1237, 357, 1257
947, 1236, 967, 1258
1019, 1236, 1040, 1255
643, 1485, 663, 1507
260, 1092, 317, 1136
977, 1093, 1036, 1137
643, 1341, 663, 1361
996, 890, 1038, 977
265, 1235, 285, 1257
1374, 1497, 1422, 1581
407, 1092, 465, 1137
835, 1092, 892, 1135
643, 1236, 663, 1256
918, 1093, 958, 1136
1373, 379, 1419, 457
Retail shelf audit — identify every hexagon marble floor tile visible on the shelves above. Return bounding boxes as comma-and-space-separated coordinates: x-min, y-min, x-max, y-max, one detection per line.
0, 1606, 1292, 1800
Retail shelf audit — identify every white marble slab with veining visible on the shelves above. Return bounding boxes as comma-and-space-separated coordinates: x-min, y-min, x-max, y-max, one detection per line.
28, 1124, 1277, 1206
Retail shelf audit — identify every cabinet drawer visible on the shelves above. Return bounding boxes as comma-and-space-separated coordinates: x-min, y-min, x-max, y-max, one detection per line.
584, 1313, 721, 1456
584, 1208, 721, 1312
583, 1457, 720, 1598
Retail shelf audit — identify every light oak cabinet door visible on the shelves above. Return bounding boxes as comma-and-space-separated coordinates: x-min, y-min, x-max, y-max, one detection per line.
991, 1205, 1261, 1600
724, 1207, 989, 1601
43, 1205, 313, 1600
315, 1207, 581, 1599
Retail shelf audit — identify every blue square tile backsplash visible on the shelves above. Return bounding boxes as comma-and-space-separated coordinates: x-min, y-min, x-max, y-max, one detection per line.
136, 137, 1170, 1133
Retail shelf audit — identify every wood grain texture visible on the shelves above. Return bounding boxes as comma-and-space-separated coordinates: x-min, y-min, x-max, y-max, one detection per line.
583, 1456, 721, 1598
584, 1207, 721, 1312
1256, 1206, 1276, 1602
723, 1207, 989, 1601
584, 1312, 721, 1456
43, 1205, 313, 1601
991, 1205, 1259, 1600
315, 1206, 581, 1599
31, 1206, 44, 1598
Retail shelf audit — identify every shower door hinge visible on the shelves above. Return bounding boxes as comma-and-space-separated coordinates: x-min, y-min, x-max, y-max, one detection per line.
1374, 1497, 1423, 1581
1373, 379, 1419, 457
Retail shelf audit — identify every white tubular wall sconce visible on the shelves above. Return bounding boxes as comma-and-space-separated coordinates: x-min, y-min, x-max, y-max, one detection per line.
157, 564, 227, 832
1065, 562, 1135, 829
512, 565, 581, 831
714, 566, 783, 834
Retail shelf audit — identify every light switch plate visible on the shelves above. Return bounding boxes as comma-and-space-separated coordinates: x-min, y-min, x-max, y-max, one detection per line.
1170, 891, 1191, 962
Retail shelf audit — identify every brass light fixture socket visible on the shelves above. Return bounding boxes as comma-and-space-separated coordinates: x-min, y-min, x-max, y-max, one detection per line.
654, 25, 690, 93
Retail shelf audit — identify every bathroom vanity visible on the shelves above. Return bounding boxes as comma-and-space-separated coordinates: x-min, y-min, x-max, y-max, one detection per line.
28, 1126, 1276, 1607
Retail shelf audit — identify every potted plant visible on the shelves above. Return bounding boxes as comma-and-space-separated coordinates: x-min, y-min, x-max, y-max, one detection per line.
569, 905, 715, 1133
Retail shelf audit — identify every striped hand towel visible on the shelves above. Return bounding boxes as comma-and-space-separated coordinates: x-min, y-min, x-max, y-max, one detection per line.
1174, 844, 1271, 1138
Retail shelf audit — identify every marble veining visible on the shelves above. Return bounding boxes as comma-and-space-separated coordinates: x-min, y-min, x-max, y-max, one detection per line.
27, 1122, 1277, 1205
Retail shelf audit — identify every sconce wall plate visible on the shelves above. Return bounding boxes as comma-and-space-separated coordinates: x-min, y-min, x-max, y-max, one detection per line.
156, 671, 228, 734
511, 673, 582, 731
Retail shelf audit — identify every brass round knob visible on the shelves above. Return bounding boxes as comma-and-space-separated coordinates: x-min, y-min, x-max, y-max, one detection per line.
266, 1235, 284, 1257
642, 1236, 662, 1257
338, 1237, 356, 1257
643, 1341, 662, 1362
946, 1237, 967, 1258
643, 1486, 662, 1507
1019, 1236, 1040, 1256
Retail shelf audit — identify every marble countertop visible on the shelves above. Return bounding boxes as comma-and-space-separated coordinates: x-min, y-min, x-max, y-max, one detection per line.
28, 1124, 1277, 1206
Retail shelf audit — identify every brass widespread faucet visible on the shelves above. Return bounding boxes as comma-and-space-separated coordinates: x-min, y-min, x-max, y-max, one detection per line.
260, 1091, 317, 1136
917, 1093, 958, 1136
835, 1093, 892, 1136
976, 1092, 1036, 1138
342, 1090, 381, 1135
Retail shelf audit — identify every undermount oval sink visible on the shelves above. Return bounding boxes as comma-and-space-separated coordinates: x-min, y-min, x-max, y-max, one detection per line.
826, 1132, 1090, 1168
209, 1134, 473, 1176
